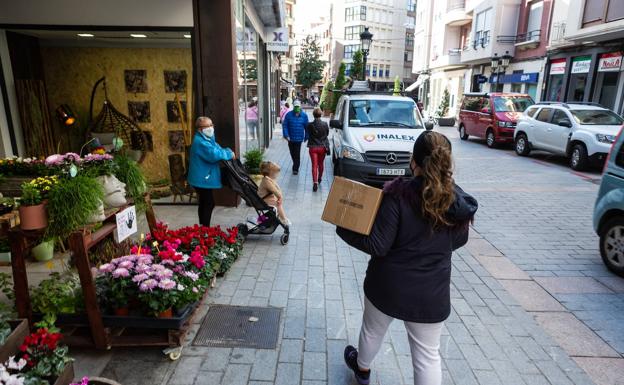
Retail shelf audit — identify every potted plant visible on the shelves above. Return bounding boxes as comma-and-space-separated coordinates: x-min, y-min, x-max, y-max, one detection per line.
436, 89, 456, 127
31, 272, 82, 316
0, 239, 10, 263
0, 197, 15, 216
18, 182, 47, 230
96, 256, 139, 316
243, 148, 264, 185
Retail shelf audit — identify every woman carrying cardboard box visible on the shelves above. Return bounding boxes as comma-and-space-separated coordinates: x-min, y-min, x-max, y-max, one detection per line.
337, 131, 478, 385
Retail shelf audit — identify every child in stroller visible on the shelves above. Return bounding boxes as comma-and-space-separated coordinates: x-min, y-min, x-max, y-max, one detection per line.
257, 161, 291, 226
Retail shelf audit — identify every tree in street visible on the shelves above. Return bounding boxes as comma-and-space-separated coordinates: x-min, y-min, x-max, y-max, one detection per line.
351, 50, 364, 81
320, 80, 334, 111
436, 88, 450, 117
331, 63, 347, 113
296, 37, 325, 95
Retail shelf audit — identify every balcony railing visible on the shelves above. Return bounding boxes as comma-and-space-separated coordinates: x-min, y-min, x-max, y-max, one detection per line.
472, 30, 490, 49
447, 0, 466, 12
497, 29, 541, 44
551, 22, 567, 44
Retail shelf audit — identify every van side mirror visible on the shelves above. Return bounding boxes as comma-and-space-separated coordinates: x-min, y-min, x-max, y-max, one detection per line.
558, 119, 572, 128
425, 122, 434, 131
330, 119, 343, 129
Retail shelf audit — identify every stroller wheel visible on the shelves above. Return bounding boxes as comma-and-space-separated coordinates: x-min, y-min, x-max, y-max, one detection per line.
280, 233, 289, 245
237, 223, 249, 241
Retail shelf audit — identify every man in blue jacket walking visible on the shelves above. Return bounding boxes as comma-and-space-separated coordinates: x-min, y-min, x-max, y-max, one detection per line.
282, 100, 309, 175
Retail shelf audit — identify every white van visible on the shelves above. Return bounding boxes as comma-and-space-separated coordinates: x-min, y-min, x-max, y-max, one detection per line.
330, 93, 432, 186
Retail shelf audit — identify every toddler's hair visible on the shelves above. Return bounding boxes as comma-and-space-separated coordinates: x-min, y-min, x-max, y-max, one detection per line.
260, 161, 281, 176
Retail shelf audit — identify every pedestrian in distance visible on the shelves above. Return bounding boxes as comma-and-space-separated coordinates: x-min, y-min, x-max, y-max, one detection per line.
337, 131, 478, 385
246, 100, 259, 140
187, 117, 235, 226
282, 100, 309, 175
280, 102, 290, 123
306, 107, 330, 192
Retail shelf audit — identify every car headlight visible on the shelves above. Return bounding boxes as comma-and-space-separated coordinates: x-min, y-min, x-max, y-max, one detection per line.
498, 121, 514, 128
341, 146, 364, 162
596, 134, 616, 144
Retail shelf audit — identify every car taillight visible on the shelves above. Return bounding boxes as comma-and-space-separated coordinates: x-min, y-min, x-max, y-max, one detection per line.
603, 125, 623, 174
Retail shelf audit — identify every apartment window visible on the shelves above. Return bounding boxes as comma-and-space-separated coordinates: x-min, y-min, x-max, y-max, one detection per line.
583, 0, 624, 26
345, 25, 365, 40
344, 44, 361, 59
526, 1, 543, 40
386, 65, 390, 77
405, 32, 414, 48
372, 65, 378, 77
366, 64, 370, 76
474, 8, 492, 48
406, 16, 416, 29
404, 51, 413, 62
407, 0, 416, 12
345, 5, 367, 22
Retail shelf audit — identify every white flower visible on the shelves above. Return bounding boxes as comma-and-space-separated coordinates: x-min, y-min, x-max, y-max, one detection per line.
218, 252, 227, 260
7, 356, 27, 370
177, 284, 186, 291
15, 157, 22, 162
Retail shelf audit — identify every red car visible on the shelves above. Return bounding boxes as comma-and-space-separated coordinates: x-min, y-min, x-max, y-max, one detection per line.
458, 93, 534, 148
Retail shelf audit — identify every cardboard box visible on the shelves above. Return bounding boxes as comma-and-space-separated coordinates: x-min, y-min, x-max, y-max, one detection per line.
321, 177, 384, 235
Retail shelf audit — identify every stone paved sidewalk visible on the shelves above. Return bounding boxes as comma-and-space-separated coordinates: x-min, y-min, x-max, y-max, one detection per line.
86, 123, 605, 385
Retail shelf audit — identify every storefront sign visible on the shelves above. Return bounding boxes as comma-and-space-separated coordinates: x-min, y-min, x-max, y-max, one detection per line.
598, 52, 623, 72
115, 206, 137, 243
550, 59, 566, 75
236, 28, 257, 52
266, 27, 289, 52
571, 56, 592, 74
489, 72, 539, 84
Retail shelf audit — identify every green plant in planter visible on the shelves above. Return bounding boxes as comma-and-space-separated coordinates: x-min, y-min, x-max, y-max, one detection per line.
0, 197, 15, 215
113, 154, 147, 211
45, 176, 104, 240
243, 148, 264, 175
0, 272, 15, 308
20, 183, 42, 206
31, 272, 82, 316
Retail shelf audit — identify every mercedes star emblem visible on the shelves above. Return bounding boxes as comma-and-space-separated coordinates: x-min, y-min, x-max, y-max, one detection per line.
386, 153, 398, 164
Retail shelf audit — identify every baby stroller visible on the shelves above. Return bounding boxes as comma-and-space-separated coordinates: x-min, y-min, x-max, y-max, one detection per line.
220, 159, 290, 245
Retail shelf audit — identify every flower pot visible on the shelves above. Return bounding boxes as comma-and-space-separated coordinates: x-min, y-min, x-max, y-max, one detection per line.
437, 117, 456, 127
19, 203, 48, 230
158, 308, 173, 318
32, 240, 54, 262
0, 320, 28, 363
0, 251, 10, 264
114, 307, 129, 316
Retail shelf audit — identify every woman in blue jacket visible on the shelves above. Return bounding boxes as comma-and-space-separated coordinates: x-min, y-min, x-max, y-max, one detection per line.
188, 117, 234, 226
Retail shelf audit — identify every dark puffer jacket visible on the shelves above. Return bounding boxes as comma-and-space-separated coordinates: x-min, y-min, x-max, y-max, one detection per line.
337, 176, 478, 323
306, 118, 329, 148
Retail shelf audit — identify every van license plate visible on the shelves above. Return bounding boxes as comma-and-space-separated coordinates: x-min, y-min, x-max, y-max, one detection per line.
376, 168, 405, 176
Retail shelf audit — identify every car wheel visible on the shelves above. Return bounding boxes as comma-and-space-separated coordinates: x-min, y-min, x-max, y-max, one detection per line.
570, 143, 589, 171
459, 125, 469, 140
599, 217, 624, 277
486, 129, 496, 148
515, 133, 530, 156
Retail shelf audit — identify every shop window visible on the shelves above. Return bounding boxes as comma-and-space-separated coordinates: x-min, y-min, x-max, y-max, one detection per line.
547, 75, 565, 101
597, 72, 619, 109
510, 83, 522, 93
570, 74, 588, 101
536, 108, 553, 122
527, 84, 538, 101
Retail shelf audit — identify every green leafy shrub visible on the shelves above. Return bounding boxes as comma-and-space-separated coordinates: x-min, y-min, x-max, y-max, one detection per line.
20, 183, 42, 206
31, 272, 82, 316
243, 148, 264, 175
45, 175, 104, 240
113, 154, 147, 211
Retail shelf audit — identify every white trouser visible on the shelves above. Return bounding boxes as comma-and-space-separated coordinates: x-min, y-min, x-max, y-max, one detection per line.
357, 297, 443, 385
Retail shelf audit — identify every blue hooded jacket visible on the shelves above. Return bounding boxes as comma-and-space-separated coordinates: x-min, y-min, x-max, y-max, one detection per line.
187, 132, 233, 189
282, 110, 309, 143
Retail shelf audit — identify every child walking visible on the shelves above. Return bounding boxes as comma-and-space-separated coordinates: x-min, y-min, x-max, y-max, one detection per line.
257, 161, 291, 226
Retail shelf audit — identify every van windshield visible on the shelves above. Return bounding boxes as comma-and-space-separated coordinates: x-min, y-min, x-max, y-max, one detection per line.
571, 110, 624, 125
348, 100, 423, 128
493, 96, 533, 112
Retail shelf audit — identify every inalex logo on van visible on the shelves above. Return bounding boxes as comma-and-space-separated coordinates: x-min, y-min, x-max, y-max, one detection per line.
364, 134, 417, 142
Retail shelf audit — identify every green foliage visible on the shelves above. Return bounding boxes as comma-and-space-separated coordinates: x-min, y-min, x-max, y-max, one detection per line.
31, 272, 82, 316
45, 176, 104, 240
113, 154, 147, 211
0, 197, 15, 214
0, 239, 9, 253
20, 183, 42, 206
352, 50, 364, 81
437, 88, 451, 117
243, 148, 264, 175
393, 76, 401, 96
319, 80, 333, 111
331, 63, 348, 113
239, 59, 257, 81
0, 273, 15, 345
296, 38, 325, 90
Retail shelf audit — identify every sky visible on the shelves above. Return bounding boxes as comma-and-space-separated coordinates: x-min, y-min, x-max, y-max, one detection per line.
293, 0, 332, 34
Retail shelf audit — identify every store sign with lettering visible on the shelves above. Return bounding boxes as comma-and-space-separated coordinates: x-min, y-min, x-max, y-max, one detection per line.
571, 56, 592, 74
266, 27, 289, 52
550, 59, 566, 75
598, 52, 623, 72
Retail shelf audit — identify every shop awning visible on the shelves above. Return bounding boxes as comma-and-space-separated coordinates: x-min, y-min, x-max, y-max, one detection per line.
405, 75, 428, 92
250, 0, 286, 28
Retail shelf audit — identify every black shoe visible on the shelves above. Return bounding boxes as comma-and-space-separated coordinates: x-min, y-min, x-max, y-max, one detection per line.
313, 183, 318, 192
293, 170, 299, 175
344, 346, 370, 385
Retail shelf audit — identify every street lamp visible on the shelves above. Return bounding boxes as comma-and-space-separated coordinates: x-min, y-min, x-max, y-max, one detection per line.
490, 53, 500, 92
490, 51, 513, 92
359, 27, 373, 80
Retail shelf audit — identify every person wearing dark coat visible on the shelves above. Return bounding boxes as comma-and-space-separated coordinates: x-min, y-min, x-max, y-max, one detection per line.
305, 107, 330, 192
337, 131, 478, 385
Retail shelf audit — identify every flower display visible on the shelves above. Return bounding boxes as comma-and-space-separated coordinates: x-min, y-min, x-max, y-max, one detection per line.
15, 325, 71, 381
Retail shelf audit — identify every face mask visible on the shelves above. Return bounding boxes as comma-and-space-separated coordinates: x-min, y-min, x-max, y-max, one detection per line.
294, 107, 301, 113
202, 126, 214, 137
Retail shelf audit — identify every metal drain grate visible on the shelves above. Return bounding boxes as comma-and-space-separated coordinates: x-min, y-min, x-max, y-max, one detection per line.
193, 305, 282, 349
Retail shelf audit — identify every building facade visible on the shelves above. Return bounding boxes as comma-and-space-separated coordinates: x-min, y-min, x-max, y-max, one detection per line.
544, 0, 624, 114
330, 0, 416, 89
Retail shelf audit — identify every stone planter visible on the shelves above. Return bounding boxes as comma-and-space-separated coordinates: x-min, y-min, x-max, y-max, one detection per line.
437, 117, 456, 127
19, 203, 48, 230
52, 361, 75, 385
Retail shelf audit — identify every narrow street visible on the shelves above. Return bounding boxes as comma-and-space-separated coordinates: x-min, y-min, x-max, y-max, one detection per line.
90, 120, 623, 385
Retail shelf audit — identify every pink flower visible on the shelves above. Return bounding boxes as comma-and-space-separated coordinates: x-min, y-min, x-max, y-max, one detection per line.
137, 255, 153, 264
135, 263, 150, 274
132, 273, 149, 283
192, 287, 199, 293
139, 279, 158, 292
112, 267, 130, 278
98, 263, 114, 273
154, 269, 173, 280
118, 260, 134, 269
44, 154, 63, 166
184, 271, 199, 281
158, 279, 176, 290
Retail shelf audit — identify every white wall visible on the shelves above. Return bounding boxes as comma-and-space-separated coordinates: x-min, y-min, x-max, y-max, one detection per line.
548, 0, 570, 46
412, 0, 431, 73
0, 0, 193, 27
